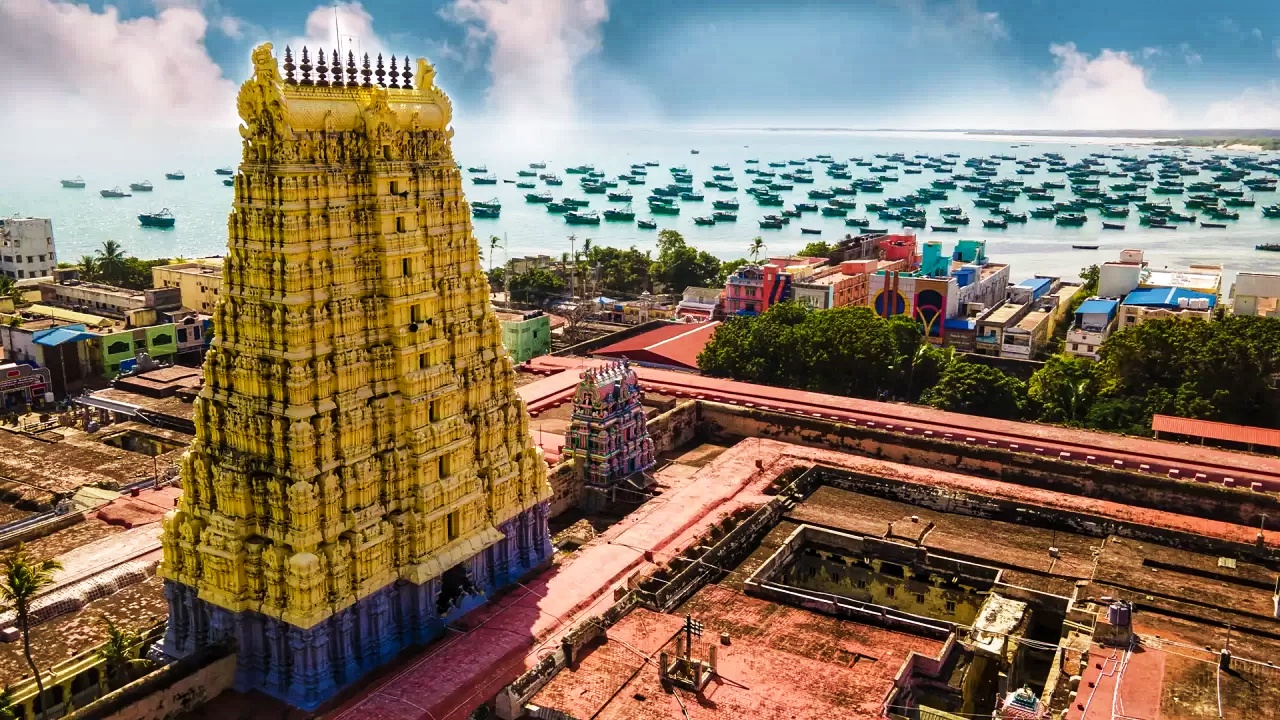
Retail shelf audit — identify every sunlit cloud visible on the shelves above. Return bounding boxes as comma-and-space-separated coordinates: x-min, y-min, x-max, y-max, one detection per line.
1044, 43, 1178, 129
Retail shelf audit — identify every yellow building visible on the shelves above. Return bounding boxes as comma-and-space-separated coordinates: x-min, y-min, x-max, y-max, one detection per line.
151, 258, 224, 312
158, 43, 552, 710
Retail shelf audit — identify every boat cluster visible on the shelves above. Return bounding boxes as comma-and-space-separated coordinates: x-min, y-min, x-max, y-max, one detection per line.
59, 167, 241, 228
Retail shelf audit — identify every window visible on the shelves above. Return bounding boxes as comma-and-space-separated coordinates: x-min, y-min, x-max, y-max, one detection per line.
390, 181, 399, 195
15, 270, 22, 279
446, 511, 459, 540
25, 256, 32, 264
37, 255, 44, 263
3, 256, 11, 263
915, 593, 925, 604
419, 353, 427, 369
945, 600, 957, 614
14, 256, 21, 263
402, 258, 411, 276
177, 329, 188, 342
396, 216, 406, 233
410, 304, 420, 323
885, 586, 895, 598
151, 333, 173, 346
107, 340, 130, 355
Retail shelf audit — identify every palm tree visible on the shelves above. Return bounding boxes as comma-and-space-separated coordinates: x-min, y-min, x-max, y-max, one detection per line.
0, 545, 61, 719
78, 255, 98, 280
748, 236, 766, 263
95, 241, 127, 285
98, 617, 151, 690
488, 236, 502, 275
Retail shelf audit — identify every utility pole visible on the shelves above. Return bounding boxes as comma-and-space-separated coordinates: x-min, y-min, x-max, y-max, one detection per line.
568, 235, 577, 300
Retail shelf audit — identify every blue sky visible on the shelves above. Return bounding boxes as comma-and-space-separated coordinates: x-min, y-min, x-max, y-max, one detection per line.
2, 0, 1280, 130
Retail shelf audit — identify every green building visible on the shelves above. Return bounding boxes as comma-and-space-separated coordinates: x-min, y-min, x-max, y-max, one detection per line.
100, 324, 178, 376
498, 310, 552, 363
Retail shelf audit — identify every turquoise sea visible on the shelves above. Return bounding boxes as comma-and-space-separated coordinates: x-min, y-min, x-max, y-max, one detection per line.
3, 127, 1280, 287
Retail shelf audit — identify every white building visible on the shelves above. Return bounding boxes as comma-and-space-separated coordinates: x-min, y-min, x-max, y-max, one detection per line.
1066, 298, 1119, 359
1231, 272, 1280, 317
0, 217, 57, 281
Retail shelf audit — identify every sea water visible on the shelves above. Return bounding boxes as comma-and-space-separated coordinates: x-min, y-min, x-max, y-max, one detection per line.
2, 126, 1279, 287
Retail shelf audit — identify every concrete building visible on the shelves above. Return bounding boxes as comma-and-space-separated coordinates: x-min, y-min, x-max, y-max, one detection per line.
791, 259, 878, 310
38, 271, 182, 326
1066, 298, 1119, 359
972, 279, 1081, 359
1118, 287, 1216, 329
0, 216, 57, 280
870, 240, 1010, 341
1098, 249, 1223, 300
1230, 272, 1280, 317
496, 309, 552, 363
151, 258, 223, 312
674, 286, 723, 321
157, 44, 553, 711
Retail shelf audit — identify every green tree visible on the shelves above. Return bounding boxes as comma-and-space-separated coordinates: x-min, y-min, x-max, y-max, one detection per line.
488, 235, 502, 275
1027, 354, 1099, 424
508, 268, 567, 305
715, 258, 750, 286
651, 230, 721, 292
0, 544, 62, 720
747, 236, 767, 263
0, 686, 17, 720
78, 255, 98, 277
586, 246, 652, 295
921, 362, 1025, 420
95, 240, 127, 285
797, 240, 834, 259
98, 617, 152, 690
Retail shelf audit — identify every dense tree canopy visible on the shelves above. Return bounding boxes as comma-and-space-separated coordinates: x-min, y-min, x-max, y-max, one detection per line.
697, 303, 926, 400
508, 267, 566, 304
77, 241, 171, 290
921, 362, 1026, 420
585, 245, 653, 295
651, 230, 721, 292
797, 241, 835, 259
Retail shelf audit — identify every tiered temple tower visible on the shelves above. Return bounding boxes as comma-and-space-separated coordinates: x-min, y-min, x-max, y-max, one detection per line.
158, 43, 552, 710
566, 360, 655, 504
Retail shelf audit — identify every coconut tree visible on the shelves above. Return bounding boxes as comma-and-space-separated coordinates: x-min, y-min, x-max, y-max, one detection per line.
97, 617, 151, 690
748, 236, 766, 263
0, 545, 61, 719
78, 255, 98, 280
488, 236, 502, 275
95, 241, 127, 285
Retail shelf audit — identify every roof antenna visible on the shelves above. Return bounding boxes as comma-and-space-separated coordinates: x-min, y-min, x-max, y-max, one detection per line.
334, 3, 342, 58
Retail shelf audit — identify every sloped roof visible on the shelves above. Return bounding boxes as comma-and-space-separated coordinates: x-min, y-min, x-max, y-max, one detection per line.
1076, 299, 1118, 316
594, 322, 719, 370
1152, 415, 1280, 449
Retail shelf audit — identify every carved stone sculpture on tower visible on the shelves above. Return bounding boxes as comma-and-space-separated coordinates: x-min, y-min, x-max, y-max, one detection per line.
158, 42, 552, 711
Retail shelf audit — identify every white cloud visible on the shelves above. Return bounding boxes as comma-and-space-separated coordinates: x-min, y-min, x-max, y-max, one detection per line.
1044, 42, 1178, 129
0, 0, 238, 131
897, 0, 1007, 44
1204, 83, 1280, 127
1141, 46, 1164, 60
217, 15, 244, 39
1178, 43, 1202, 65
443, 0, 609, 124
292, 2, 389, 66
1252, 28, 1263, 41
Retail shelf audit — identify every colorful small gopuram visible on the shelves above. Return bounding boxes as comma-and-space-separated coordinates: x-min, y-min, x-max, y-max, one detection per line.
565, 360, 656, 503
158, 43, 553, 709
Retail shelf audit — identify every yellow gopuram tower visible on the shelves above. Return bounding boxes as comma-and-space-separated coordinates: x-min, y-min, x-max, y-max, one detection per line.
159, 43, 552, 710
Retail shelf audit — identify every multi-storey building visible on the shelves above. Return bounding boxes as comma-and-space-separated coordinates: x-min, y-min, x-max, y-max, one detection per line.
566, 360, 655, 499
0, 216, 57, 280
151, 258, 224, 312
870, 240, 1010, 341
158, 43, 552, 710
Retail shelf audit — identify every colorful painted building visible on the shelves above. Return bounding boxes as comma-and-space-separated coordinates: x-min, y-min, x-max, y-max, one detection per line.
497, 309, 552, 363
869, 240, 1009, 340
158, 44, 553, 710
566, 360, 655, 493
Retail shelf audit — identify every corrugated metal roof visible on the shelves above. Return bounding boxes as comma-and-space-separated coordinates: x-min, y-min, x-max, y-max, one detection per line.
1152, 414, 1280, 449
1076, 299, 1118, 316
1122, 287, 1217, 309
594, 322, 719, 370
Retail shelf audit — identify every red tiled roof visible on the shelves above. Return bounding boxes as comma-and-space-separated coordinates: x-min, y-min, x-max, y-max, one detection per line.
1152, 414, 1280, 449
594, 321, 719, 370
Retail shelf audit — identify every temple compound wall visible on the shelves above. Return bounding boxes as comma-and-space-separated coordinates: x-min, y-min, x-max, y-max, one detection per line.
157, 43, 553, 710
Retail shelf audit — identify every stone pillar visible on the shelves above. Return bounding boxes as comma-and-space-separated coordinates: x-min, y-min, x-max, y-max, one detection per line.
162, 581, 185, 654
336, 608, 359, 684
264, 620, 285, 694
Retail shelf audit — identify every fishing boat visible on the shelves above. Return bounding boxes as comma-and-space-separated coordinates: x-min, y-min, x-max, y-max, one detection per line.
820, 206, 847, 217
637, 219, 657, 229
138, 208, 176, 228
516, 182, 536, 189
1071, 245, 1099, 250
649, 201, 680, 215
472, 206, 500, 219
845, 218, 871, 228
1055, 213, 1087, 226
215, 167, 235, 176
1262, 205, 1280, 217
547, 202, 574, 213
800, 228, 821, 235
712, 211, 737, 221
1200, 222, 1228, 229
529, 162, 547, 169
794, 203, 818, 212
758, 218, 783, 229
100, 186, 131, 198
472, 175, 498, 185
983, 219, 1008, 229
473, 198, 501, 211
607, 190, 632, 202
542, 174, 564, 186
694, 216, 716, 226
690, 149, 700, 155
1102, 222, 1126, 230
60, 177, 86, 188
517, 170, 537, 177
165, 171, 185, 180
680, 192, 704, 201
603, 206, 635, 221
466, 165, 488, 173
712, 199, 739, 210
223, 178, 235, 187
525, 192, 552, 203
564, 210, 600, 225
930, 225, 959, 232
129, 180, 153, 192
1256, 244, 1280, 252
